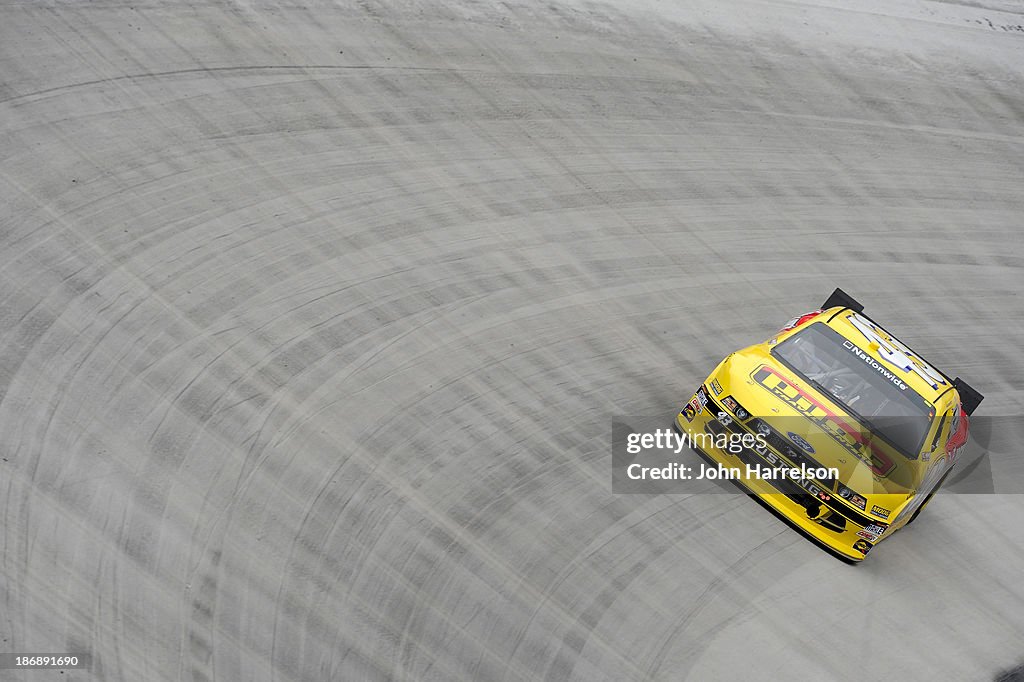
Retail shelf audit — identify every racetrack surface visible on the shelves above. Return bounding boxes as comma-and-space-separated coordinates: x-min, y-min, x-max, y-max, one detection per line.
3, 0, 1024, 680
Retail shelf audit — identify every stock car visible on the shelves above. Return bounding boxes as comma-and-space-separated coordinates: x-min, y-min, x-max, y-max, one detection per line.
675, 289, 983, 561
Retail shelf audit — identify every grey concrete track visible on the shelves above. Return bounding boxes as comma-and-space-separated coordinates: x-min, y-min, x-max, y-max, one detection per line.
2, 0, 1024, 680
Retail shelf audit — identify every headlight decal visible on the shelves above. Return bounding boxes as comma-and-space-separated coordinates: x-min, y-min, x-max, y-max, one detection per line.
721, 395, 750, 421
837, 484, 867, 511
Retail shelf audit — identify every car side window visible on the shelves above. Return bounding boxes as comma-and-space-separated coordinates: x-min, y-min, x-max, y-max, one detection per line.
929, 411, 949, 453
949, 405, 961, 438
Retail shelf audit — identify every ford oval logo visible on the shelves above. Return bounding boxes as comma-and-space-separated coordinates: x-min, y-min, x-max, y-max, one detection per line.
787, 432, 815, 454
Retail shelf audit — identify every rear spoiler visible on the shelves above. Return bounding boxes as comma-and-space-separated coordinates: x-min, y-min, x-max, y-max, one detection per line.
822, 287, 864, 315
953, 378, 985, 416
820, 288, 984, 414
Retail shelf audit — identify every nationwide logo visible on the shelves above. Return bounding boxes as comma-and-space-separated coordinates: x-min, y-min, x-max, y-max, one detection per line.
847, 312, 946, 389
841, 340, 908, 390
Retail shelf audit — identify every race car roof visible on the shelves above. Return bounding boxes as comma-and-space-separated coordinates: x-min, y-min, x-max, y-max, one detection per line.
821, 308, 955, 407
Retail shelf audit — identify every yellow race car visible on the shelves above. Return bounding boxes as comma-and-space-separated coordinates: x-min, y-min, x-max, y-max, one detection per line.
675, 289, 984, 561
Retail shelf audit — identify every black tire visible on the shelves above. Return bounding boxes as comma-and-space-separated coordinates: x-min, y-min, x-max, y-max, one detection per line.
906, 492, 934, 525
906, 468, 954, 525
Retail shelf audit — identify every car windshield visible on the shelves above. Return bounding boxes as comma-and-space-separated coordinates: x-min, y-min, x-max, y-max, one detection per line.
770, 322, 934, 458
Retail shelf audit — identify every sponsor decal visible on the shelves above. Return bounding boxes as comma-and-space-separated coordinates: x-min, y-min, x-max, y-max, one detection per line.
752, 366, 896, 476
838, 487, 867, 510
696, 387, 708, 408
948, 444, 964, 463
921, 451, 930, 461
846, 312, 947, 389
710, 379, 723, 396
853, 539, 872, 555
871, 505, 890, 519
720, 396, 751, 420
767, 337, 778, 346
841, 340, 908, 391
857, 523, 887, 542
787, 431, 815, 454
837, 486, 867, 510
682, 403, 696, 422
